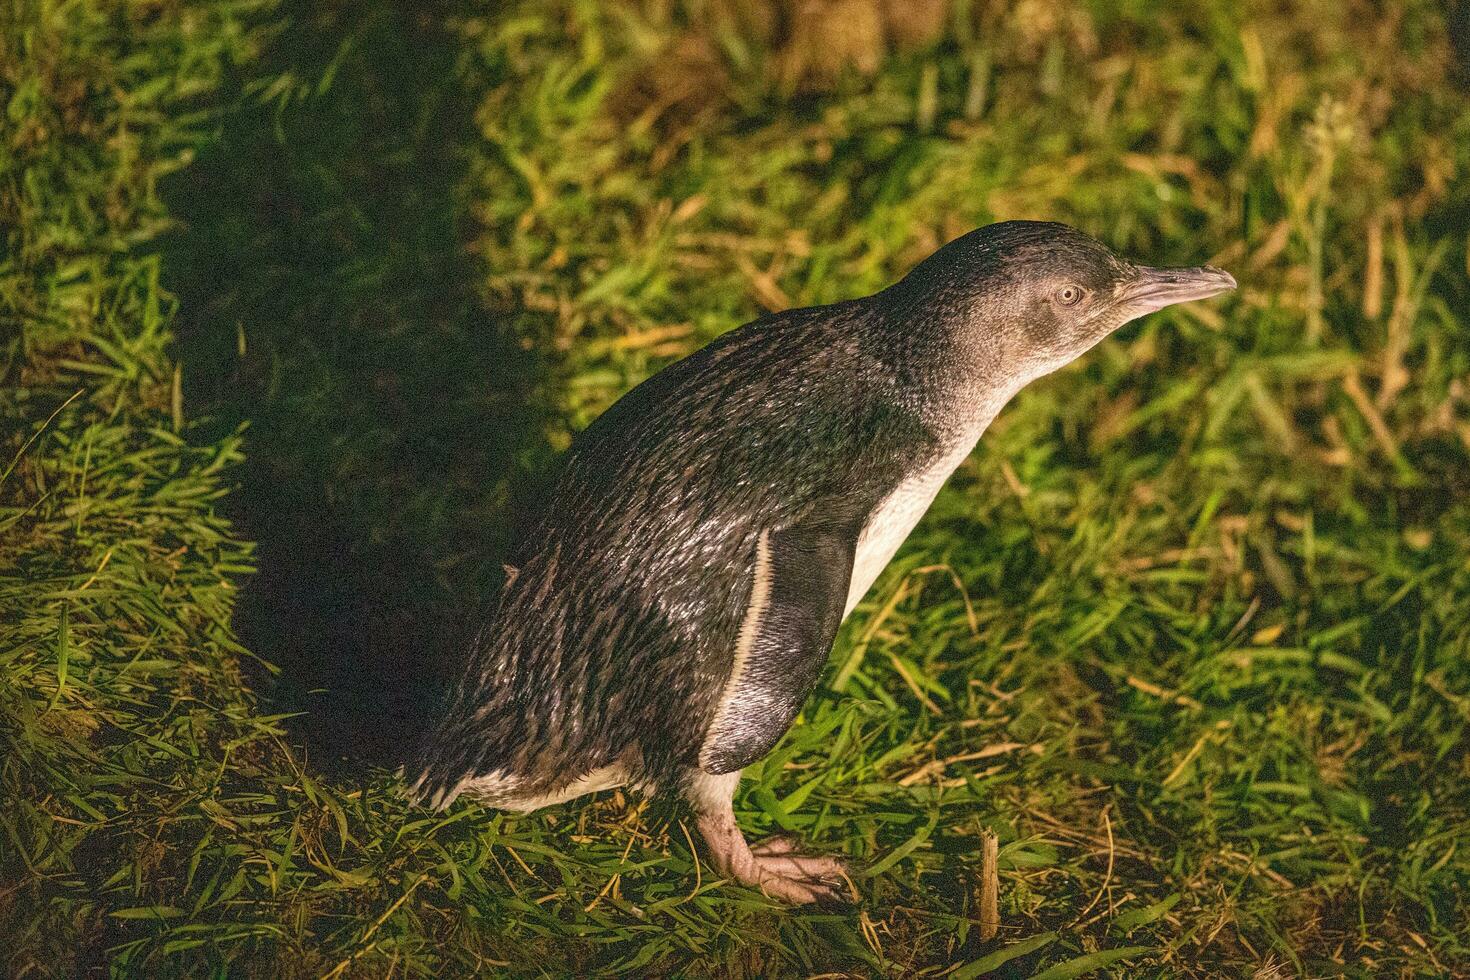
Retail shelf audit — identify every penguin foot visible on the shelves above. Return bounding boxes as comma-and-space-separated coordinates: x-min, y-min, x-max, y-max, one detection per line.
751, 834, 847, 879
749, 836, 853, 904
748, 861, 850, 905
697, 817, 856, 905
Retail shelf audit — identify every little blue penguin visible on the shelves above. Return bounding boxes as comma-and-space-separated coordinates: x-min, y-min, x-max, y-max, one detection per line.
409, 220, 1236, 903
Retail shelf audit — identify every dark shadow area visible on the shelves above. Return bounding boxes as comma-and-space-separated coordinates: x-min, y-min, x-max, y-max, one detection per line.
163, 0, 553, 771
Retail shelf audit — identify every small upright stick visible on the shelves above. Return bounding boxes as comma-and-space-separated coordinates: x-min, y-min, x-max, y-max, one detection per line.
978, 830, 1000, 940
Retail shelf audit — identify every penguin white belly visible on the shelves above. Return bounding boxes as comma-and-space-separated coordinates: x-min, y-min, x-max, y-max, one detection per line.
844, 442, 976, 617
455, 763, 629, 813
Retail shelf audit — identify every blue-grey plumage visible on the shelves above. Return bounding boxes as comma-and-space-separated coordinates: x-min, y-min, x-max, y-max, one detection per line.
408, 220, 1235, 903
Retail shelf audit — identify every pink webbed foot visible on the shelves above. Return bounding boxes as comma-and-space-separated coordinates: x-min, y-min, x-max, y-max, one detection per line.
698, 821, 856, 905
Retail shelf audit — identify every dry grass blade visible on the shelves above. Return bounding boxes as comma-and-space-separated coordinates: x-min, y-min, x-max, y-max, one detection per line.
978, 829, 1000, 941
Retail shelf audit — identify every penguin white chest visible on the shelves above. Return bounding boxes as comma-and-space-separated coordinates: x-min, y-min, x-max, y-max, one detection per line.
843, 442, 976, 617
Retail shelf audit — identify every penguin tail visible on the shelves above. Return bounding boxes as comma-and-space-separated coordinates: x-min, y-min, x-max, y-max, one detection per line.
403, 764, 469, 812
401, 728, 475, 811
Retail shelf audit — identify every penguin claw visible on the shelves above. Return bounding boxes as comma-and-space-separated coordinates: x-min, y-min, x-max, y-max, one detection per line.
769, 879, 847, 906
696, 810, 859, 905
749, 863, 854, 906
754, 850, 848, 884
749, 844, 856, 906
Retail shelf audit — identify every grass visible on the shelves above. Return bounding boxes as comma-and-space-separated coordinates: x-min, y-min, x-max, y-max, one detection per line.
3, 0, 1470, 975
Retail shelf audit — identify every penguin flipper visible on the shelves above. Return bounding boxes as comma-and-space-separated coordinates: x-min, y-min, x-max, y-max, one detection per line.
699, 504, 863, 775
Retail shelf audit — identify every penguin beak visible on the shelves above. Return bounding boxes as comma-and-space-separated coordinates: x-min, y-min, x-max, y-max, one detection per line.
1116, 265, 1237, 314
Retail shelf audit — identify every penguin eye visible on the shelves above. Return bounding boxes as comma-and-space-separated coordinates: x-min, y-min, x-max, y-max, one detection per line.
1055, 285, 1084, 307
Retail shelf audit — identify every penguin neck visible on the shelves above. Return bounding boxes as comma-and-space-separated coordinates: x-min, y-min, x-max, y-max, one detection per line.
865, 289, 1030, 448
932, 376, 1018, 460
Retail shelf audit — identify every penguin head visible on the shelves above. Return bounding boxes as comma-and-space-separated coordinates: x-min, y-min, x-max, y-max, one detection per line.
894, 220, 1236, 384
